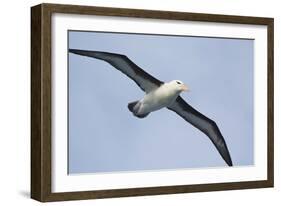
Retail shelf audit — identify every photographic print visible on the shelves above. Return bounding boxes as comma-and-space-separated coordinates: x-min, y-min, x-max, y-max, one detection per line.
68, 31, 253, 174
31, 3, 273, 201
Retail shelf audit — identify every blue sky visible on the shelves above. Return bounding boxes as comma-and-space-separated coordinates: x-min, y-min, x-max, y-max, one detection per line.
68, 31, 254, 174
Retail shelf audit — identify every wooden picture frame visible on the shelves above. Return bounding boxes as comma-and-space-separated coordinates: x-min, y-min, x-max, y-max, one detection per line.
31, 3, 274, 202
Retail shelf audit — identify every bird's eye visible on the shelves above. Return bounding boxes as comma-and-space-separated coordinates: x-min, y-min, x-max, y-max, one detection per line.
176, 81, 181, 84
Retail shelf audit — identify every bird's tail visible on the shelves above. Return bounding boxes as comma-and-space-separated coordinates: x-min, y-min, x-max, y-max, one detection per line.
128, 101, 149, 118
128, 101, 138, 113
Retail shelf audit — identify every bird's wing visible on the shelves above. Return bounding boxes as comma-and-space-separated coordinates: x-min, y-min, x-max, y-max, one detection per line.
69, 49, 163, 93
167, 96, 233, 166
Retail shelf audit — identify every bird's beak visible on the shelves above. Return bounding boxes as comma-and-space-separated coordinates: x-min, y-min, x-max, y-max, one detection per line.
181, 84, 189, 92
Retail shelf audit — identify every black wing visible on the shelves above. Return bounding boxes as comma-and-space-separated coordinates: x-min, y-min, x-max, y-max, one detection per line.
69, 49, 163, 93
168, 96, 233, 166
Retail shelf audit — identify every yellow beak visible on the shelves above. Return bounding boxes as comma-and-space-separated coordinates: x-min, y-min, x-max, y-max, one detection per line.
181, 84, 189, 92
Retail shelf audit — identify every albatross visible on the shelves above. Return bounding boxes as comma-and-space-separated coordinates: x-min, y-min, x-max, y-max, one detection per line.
69, 49, 233, 166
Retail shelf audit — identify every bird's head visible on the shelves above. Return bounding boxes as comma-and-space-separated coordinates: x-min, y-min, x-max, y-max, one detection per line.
169, 80, 189, 93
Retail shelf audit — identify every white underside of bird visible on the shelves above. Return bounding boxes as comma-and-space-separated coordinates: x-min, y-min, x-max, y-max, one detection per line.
128, 80, 188, 118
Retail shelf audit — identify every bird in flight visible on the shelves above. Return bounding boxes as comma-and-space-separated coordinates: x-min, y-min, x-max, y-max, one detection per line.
69, 49, 233, 166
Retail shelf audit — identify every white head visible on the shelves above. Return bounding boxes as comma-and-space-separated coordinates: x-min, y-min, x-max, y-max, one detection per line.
169, 80, 189, 93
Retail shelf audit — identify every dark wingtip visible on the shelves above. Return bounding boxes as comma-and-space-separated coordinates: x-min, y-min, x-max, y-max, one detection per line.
69, 49, 82, 54
224, 153, 233, 166
69, 49, 97, 59
227, 159, 233, 167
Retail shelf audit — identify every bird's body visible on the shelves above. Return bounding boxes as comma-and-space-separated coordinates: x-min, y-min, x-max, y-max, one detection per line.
131, 81, 186, 117
69, 49, 233, 166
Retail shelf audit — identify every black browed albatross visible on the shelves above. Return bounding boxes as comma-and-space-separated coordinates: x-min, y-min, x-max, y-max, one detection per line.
69, 49, 233, 166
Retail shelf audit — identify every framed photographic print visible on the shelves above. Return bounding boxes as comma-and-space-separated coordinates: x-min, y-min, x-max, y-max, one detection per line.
31, 3, 274, 202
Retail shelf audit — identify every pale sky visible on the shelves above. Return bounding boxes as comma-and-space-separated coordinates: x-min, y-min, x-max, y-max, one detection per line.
68, 30, 254, 174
